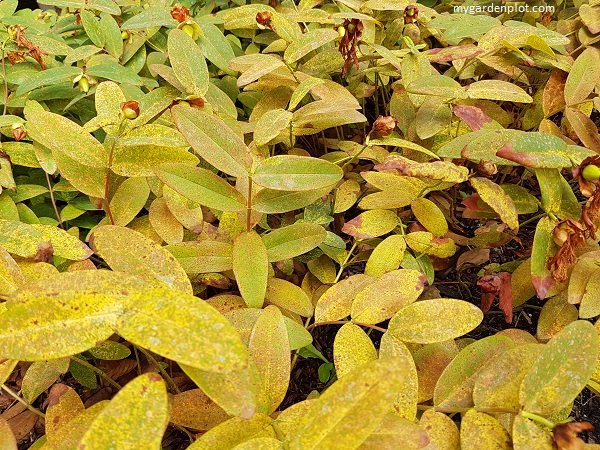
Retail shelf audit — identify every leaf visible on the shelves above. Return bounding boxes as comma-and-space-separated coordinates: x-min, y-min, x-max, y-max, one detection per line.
254, 109, 293, 146
109, 177, 150, 227
537, 294, 578, 339
167, 29, 209, 97
252, 186, 333, 214
565, 107, 600, 153
121, 7, 178, 30
406, 75, 467, 99
78, 373, 168, 449
170, 389, 229, 431
512, 415, 555, 450
530, 216, 558, 300
0, 417, 16, 450
460, 410, 512, 450
411, 198, 448, 237
155, 163, 246, 212
495, 132, 572, 169
342, 209, 399, 239
163, 186, 203, 233
0, 359, 18, 385
564, 47, 600, 106
265, 277, 314, 317
25, 112, 107, 168
187, 414, 273, 450
21, 358, 70, 402
30, 224, 92, 261
100, 13, 123, 59
15, 66, 82, 97
358, 414, 428, 450
568, 254, 600, 305
233, 231, 269, 308
263, 223, 327, 262
284, 28, 339, 64
404, 232, 456, 258
253, 155, 343, 191
415, 97, 452, 139
0, 219, 49, 260
112, 144, 199, 178
149, 197, 183, 245
333, 323, 378, 379
520, 320, 599, 415
314, 274, 376, 323
466, 80, 533, 103
334, 179, 360, 213
89, 225, 192, 294
248, 305, 290, 414
470, 177, 519, 230
364, 235, 406, 278
117, 287, 247, 371
51, 149, 107, 198
0, 271, 143, 360
388, 299, 483, 344
166, 241, 233, 275
234, 54, 286, 87
286, 358, 408, 450
473, 343, 543, 410
44, 384, 85, 437
418, 409, 460, 450
88, 340, 131, 360
171, 105, 252, 178
351, 269, 426, 324
433, 335, 514, 408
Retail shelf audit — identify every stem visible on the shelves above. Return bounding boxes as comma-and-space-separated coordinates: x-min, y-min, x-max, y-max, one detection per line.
45, 172, 63, 228
71, 356, 122, 390
417, 405, 521, 415
307, 320, 387, 333
290, 316, 312, 372
103, 137, 116, 226
0, 384, 45, 418
246, 177, 253, 232
1, 40, 8, 116
520, 410, 556, 429
136, 346, 181, 394
334, 241, 358, 283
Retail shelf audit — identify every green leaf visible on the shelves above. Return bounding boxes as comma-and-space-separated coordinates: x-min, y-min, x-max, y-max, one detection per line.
198, 23, 236, 75
15, 66, 82, 97
342, 209, 399, 239
171, 105, 252, 178
100, 13, 123, 59
168, 28, 209, 97
233, 231, 269, 308
253, 155, 343, 191
284, 28, 339, 64
249, 305, 290, 414
351, 269, 425, 324
333, 323, 378, 379
78, 373, 169, 449
466, 80, 533, 103
388, 299, 483, 344
262, 223, 326, 262
166, 241, 233, 275
156, 163, 246, 212
519, 320, 599, 415
530, 216, 558, 300
470, 177, 519, 230
460, 410, 511, 450
25, 111, 108, 168
0, 271, 144, 360
564, 47, 600, 106
117, 287, 247, 371
88, 340, 131, 360
433, 335, 514, 408
254, 109, 293, 146
21, 358, 70, 402
89, 225, 192, 294
286, 358, 408, 450
121, 7, 178, 30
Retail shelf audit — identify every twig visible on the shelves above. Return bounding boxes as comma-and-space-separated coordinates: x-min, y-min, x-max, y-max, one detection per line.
71, 356, 122, 390
307, 320, 387, 333
136, 346, 181, 394
45, 172, 63, 228
0, 384, 45, 418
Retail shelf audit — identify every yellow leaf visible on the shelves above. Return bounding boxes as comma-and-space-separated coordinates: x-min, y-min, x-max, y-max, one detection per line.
405, 231, 456, 258
0, 246, 24, 293
89, 225, 192, 294
44, 401, 108, 450
512, 415, 555, 450
187, 414, 275, 450
0, 416, 17, 450
233, 231, 269, 308
149, 197, 184, 244
342, 209, 399, 239
364, 235, 406, 277
21, 358, 70, 402
418, 409, 460, 450
163, 185, 204, 233
0, 219, 50, 259
0, 359, 18, 385
231, 437, 283, 449
265, 277, 314, 317
351, 269, 426, 324
334, 179, 360, 213
30, 223, 93, 260
45, 384, 85, 437
306, 254, 336, 284
314, 274, 375, 323
460, 410, 512, 450
249, 305, 290, 414
78, 373, 169, 449
109, 177, 150, 227
358, 414, 429, 450
411, 198, 448, 237
333, 323, 378, 378
470, 177, 519, 230
17, 260, 58, 282
169, 389, 230, 431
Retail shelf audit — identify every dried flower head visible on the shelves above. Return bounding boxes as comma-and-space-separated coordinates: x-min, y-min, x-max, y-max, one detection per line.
11, 123, 26, 142
256, 11, 273, 30
404, 5, 419, 23
477, 159, 498, 177
120, 100, 140, 120
338, 19, 363, 77
170, 5, 190, 23
553, 422, 594, 450
548, 220, 585, 282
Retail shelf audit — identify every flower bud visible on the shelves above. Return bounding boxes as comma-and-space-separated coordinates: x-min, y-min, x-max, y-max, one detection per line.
477, 160, 498, 177
78, 77, 89, 93
11, 123, 26, 142
120, 100, 140, 120
337, 26, 346, 38
181, 24, 195, 37
121, 30, 130, 40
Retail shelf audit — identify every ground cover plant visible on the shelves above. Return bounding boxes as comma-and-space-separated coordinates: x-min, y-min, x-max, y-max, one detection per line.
0, 0, 599, 448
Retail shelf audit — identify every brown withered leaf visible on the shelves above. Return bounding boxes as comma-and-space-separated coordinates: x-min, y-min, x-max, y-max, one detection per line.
543, 69, 568, 117
170, 5, 190, 22
476, 271, 513, 322
553, 422, 594, 450
548, 220, 586, 282
169, 389, 230, 431
1, 403, 38, 441
453, 104, 493, 131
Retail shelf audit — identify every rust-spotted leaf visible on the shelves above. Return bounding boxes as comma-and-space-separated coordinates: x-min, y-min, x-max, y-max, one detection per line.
265, 277, 314, 317
333, 323, 378, 379
45, 384, 85, 437
364, 235, 406, 277
419, 409, 460, 450
233, 231, 269, 308
314, 274, 375, 323
460, 410, 512, 450
470, 177, 519, 230
21, 358, 70, 402
405, 232, 456, 258
411, 198, 448, 237
170, 389, 230, 431
262, 223, 327, 262
342, 209, 399, 239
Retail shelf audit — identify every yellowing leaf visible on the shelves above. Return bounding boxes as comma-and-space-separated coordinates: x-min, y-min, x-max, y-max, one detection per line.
460, 410, 512, 450
231, 437, 283, 449
358, 414, 429, 450
169, 389, 230, 431
519, 320, 599, 416
89, 225, 192, 294
265, 277, 314, 317
0, 359, 18, 385
254, 109, 293, 146
166, 240, 233, 275
45, 386, 85, 435
262, 223, 327, 262
0, 219, 50, 259
405, 232, 456, 258
411, 198, 448, 237
287, 358, 408, 450
470, 177, 519, 230
117, 287, 247, 372
253, 155, 343, 192
163, 185, 204, 234
307, 254, 336, 284
512, 415, 555, 450
156, 163, 246, 212
149, 197, 184, 245
342, 209, 399, 239
364, 235, 406, 277
78, 373, 169, 449
333, 323, 378, 379
109, 177, 150, 227
388, 299, 483, 344
0, 271, 142, 360
87, 340, 131, 360
0, 246, 24, 293
30, 223, 93, 261
284, 28, 339, 64
0, 417, 16, 450
334, 179, 360, 213
418, 409, 460, 450
351, 269, 426, 324
44, 401, 108, 450
21, 358, 70, 402
315, 274, 375, 322
187, 414, 274, 450
249, 305, 290, 414
564, 47, 600, 106
233, 231, 269, 308
466, 80, 533, 103
537, 294, 578, 339
168, 29, 209, 97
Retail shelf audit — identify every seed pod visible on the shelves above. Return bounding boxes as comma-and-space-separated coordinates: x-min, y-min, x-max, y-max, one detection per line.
181, 24, 195, 38
120, 100, 140, 120
582, 164, 600, 181
11, 123, 26, 141
121, 30, 130, 40
78, 77, 90, 93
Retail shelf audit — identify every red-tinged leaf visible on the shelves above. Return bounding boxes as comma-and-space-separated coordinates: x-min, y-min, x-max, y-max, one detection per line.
453, 104, 493, 131
495, 133, 571, 169
565, 107, 600, 153
342, 209, 399, 239
426, 44, 484, 63
531, 216, 558, 299
498, 272, 513, 323
542, 69, 567, 117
